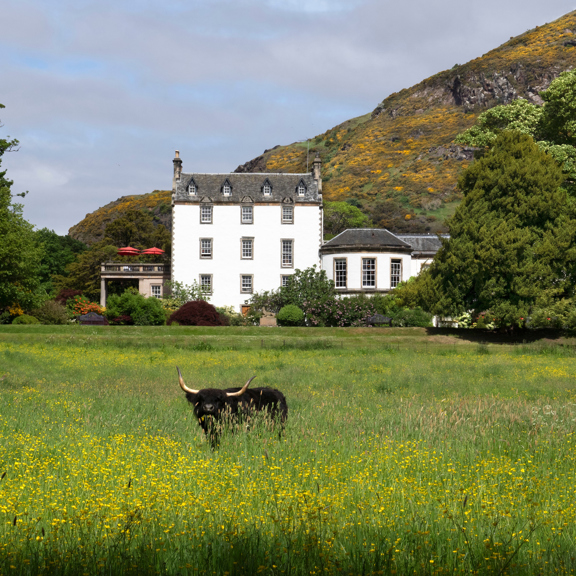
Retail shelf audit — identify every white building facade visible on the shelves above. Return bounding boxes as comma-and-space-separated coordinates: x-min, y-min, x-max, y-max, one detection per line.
171, 151, 323, 311
320, 229, 445, 296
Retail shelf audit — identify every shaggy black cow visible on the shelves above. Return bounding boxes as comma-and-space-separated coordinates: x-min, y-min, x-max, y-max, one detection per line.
177, 367, 288, 445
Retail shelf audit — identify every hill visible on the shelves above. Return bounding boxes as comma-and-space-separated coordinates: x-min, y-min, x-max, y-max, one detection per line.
69, 11, 576, 241
69, 190, 172, 245
236, 11, 576, 232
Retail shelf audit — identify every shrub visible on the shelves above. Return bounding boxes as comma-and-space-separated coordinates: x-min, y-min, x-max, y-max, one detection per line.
55, 289, 82, 306
68, 295, 105, 317
12, 314, 40, 325
390, 307, 433, 328
30, 301, 70, 325
105, 289, 165, 326
216, 306, 247, 327
167, 301, 226, 326
277, 305, 304, 327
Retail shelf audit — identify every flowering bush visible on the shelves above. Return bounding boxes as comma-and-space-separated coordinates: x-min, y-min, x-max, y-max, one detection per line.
302, 295, 378, 327
68, 295, 105, 317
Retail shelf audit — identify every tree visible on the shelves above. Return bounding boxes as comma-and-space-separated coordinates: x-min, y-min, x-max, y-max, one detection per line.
0, 105, 44, 311
426, 131, 576, 328
323, 201, 371, 237
35, 228, 86, 293
104, 210, 171, 254
455, 70, 576, 192
53, 241, 118, 301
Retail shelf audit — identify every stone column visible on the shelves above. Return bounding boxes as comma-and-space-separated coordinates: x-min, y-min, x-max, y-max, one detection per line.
100, 277, 106, 307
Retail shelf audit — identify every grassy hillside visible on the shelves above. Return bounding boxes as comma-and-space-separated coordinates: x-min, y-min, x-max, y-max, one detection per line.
69, 11, 576, 241
236, 11, 576, 232
69, 190, 172, 245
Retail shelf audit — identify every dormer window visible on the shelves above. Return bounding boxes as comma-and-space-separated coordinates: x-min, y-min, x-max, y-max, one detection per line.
222, 179, 232, 196
297, 180, 306, 196
188, 179, 197, 195
262, 179, 272, 196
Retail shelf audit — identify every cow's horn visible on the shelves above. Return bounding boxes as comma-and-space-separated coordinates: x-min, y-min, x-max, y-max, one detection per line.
177, 366, 199, 394
226, 376, 256, 397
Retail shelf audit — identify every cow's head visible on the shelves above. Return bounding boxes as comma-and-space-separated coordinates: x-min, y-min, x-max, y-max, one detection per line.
177, 366, 255, 419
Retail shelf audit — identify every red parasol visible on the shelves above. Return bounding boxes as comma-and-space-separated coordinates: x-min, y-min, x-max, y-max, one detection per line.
117, 246, 141, 256
141, 247, 165, 255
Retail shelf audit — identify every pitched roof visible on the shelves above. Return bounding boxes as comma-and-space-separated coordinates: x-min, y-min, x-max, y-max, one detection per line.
321, 228, 411, 251
174, 172, 320, 203
395, 234, 448, 253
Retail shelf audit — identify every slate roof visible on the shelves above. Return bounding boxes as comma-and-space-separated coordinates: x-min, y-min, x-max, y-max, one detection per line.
321, 229, 411, 252
396, 234, 448, 254
174, 172, 320, 203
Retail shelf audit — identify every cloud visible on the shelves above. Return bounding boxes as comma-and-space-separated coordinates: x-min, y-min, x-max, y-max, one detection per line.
1, 0, 575, 233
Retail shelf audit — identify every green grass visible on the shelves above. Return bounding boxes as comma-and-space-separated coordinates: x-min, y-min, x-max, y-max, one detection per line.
1, 327, 576, 574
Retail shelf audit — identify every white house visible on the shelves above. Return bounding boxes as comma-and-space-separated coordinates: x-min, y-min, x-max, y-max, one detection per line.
320, 229, 445, 295
171, 151, 323, 311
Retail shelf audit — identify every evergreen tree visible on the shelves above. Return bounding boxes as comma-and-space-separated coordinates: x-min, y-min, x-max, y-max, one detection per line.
427, 131, 576, 328
0, 105, 44, 311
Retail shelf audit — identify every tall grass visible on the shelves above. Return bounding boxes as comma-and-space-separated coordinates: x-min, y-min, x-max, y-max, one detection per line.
1, 329, 576, 574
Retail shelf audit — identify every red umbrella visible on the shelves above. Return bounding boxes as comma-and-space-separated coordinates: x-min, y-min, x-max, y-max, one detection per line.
117, 246, 141, 255
141, 247, 165, 255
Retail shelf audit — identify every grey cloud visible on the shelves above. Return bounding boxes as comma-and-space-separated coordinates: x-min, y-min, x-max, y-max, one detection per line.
1, 0, 575, 233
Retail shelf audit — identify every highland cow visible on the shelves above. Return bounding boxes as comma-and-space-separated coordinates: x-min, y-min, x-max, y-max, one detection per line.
176, 367, 288, 446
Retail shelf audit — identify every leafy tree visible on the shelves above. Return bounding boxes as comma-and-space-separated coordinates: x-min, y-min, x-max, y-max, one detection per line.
35, 228, 86, 293
426, 131, 576, 328
455, 70, 576, 192
0, 105, 44, 311
323, 201, 371, 237
53, 241, 118, 301
104, 210, 171, 253
162, 281, 210, 313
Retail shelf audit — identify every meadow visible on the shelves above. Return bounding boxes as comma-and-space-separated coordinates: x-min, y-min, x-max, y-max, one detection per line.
1, 326, 576, 575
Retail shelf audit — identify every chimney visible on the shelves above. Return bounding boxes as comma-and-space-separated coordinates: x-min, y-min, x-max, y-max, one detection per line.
173, 150, 183, 191
312, 152, 322, 194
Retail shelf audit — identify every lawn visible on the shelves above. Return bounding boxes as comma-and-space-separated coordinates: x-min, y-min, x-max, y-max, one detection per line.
0, 326, 575, 575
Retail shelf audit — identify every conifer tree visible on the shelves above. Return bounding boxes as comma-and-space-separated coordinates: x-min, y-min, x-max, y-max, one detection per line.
426, 131, 576, 328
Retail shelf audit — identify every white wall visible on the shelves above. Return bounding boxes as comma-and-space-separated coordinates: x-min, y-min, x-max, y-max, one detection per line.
173, 203, 322, 310
322, 251, 413, 293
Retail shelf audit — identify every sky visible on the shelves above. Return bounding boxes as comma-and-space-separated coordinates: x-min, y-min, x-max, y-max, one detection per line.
1, 0, 575, 235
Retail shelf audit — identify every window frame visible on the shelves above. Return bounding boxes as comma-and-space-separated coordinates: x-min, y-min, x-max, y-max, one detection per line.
362, 258, 376, 289
281, 275, 292, 287
281, 205, 294, 224
334, 258, 347, 289
199, 274, 213, 295
150, 285, 162, 298
262, 179, 272, 197
200, 238, 213, 259
241, 237, 254, 260
241, 205, 253, 224
297, 180, 306, 196
200, 205, 213, 224
281, 239, 294, 268
390, 258, 402, 289
222, 179, 232, 196
240, 274, 254, 294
